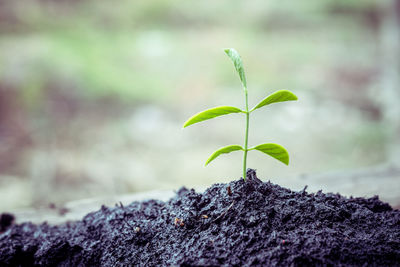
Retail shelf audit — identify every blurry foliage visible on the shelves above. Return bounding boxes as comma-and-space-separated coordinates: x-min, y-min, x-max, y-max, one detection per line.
0, 0, 385, 105
0, 0, 395, 208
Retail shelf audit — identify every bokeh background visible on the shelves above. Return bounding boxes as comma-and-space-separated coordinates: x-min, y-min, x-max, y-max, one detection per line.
1, 0, 399, 211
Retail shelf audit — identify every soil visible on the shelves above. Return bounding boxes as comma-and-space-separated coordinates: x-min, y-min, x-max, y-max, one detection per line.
0, 169, 399, 266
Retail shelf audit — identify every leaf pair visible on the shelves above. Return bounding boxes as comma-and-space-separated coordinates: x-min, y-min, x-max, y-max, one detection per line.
205, 143, 289, 166
182, 89, 297, 128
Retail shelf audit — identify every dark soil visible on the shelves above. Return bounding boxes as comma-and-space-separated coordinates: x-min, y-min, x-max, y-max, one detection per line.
0, 213, 14, 233
1, 169, 399, 266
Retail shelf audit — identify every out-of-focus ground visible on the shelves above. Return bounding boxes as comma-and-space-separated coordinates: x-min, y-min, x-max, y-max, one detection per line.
11, 165, 400, 225
0, 0, 399, 212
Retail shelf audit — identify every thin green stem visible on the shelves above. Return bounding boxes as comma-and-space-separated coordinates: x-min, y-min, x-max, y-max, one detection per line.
243, 87, 250, 180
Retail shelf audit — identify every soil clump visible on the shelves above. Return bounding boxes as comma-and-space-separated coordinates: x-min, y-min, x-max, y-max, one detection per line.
0, 169, 399, 266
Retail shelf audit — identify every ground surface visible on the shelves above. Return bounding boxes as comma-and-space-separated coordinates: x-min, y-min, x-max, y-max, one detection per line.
0, 169, 399, 266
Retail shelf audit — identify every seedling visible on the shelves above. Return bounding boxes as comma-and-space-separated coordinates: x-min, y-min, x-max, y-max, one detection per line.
183, 48, 297, 180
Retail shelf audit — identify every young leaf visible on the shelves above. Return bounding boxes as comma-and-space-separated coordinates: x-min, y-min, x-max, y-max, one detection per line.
250, 143, 289, 165
183, 106, 243, 128
224, 48, 247, 88
251, 90, 297, 112
205, 145, 243, 166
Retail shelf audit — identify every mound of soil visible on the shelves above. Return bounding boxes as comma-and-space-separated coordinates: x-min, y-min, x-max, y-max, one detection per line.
0, 169, 399, 266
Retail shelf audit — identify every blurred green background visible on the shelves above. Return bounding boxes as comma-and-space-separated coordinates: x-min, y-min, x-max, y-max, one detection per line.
1, 0, 399, 210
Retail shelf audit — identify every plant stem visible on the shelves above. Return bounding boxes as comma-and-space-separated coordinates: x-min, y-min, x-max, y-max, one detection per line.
243, 87, 250, 180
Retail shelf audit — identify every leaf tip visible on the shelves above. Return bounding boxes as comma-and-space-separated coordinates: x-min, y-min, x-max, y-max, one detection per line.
223, 48, 232, 54
283, 89, 298, 101
282, 151, 290, 165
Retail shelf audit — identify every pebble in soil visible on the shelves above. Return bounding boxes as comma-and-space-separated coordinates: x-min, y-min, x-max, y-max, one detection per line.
0, 169, 399, 266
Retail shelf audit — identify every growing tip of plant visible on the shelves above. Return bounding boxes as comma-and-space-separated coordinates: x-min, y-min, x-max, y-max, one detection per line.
224, 48, 247, 89
183, 48, 298, 180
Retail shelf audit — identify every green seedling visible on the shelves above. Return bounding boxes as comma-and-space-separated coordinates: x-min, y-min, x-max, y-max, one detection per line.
183, 48, 297, 180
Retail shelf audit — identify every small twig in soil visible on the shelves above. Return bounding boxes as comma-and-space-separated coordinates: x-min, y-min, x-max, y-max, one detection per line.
213, 201, 235, 223
226, 186, 232, 196
300, 185, 308, 195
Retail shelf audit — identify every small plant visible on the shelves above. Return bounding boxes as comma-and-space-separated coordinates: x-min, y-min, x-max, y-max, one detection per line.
183, 48, 297, 180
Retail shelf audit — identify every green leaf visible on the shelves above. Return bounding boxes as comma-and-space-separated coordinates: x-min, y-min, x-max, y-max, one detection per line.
251, 90, 297, 112
205, 145, 244, 166
183, 106, 243, 128
224, 48, 247, 88
250, 143, 290, 165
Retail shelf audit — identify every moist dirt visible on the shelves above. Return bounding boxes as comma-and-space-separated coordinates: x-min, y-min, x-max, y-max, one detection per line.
0, 169, 399, 266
